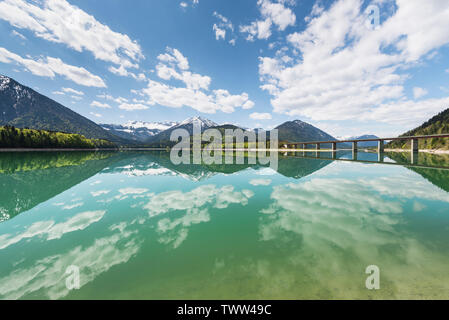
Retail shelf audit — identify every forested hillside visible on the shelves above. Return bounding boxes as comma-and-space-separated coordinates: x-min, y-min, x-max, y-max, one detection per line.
389, 108, 449, 150
0, 126, 116, 149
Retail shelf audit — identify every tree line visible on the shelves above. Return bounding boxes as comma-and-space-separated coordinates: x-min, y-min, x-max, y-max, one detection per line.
0, 125, 117, 149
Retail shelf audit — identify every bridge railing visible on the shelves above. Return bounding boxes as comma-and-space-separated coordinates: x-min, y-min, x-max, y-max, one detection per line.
282, 133, 449, 153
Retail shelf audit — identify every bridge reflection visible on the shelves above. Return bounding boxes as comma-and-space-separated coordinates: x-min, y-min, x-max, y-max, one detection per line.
280, 150, 449, 171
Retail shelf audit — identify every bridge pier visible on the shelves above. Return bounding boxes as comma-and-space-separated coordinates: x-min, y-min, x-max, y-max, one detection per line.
411, 151, 419, 164
378, 140, 384, 153
378, 152, 384, 162
411, 139, 419, 153
287, 134, 448, 160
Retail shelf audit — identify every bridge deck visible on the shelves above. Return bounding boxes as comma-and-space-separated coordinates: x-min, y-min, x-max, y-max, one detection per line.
286, 133, 449, 146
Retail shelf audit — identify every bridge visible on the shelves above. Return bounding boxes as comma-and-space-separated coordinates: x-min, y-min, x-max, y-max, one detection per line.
281, 152, 449, 171
282, 133, 449, 153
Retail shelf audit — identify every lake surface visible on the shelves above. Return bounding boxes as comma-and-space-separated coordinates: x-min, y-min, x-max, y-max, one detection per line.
1, 150, 449, 299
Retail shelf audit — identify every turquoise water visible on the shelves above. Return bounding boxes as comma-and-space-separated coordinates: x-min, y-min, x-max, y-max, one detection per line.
1, 151, 449, 299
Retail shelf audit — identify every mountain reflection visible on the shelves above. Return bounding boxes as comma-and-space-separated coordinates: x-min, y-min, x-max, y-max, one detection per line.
0, 152, 118, 222
0, 151, 333, 222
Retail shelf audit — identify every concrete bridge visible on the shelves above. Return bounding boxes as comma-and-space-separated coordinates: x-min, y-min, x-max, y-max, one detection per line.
282, 133, 449, 154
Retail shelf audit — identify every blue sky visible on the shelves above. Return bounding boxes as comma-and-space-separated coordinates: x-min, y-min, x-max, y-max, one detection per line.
1, 0, 449, 137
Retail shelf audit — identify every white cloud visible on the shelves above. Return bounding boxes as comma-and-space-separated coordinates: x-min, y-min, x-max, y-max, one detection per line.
213, 24, 226, 40
109, 65, 146, 81
145, 185, 253, 217
62, 87, 84, 95
259, 0, 296, 31
249, 179, 272, 186
240, 18, 272, 41
156, 63, 211, 90
97, 94, 129, 104
0, 228, 139, 299
250, 112, 272, 120
90, 190, 110, 197
142, 47, 254, 114
90, 100, 111, 109
413, 87, 428, 99
11, 29, 26, 40
213, 12, 233, 31
70, 95, 82, 101
0, 0, 143, 72
157, 47, 189, 71
363, 96, 449, 126
180, 0, 199, 8
89, 112, 102, 118
118, 103, 149, 111
240, 0, 295, 41
259, 0, 449, 129
212, 12, 234, 43
0, 47, 106, 87
145, 185, 253, 248
255, 171, 449, 298
62, 202, 83, 210
119, 188, 149, 195
0, 211, 106, 250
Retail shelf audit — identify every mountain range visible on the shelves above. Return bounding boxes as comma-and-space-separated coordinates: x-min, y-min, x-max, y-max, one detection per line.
100, 120, 178, 142
1, 75, 419, 148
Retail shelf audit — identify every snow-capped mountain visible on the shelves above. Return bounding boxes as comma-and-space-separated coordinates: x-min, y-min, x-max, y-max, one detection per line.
146, 116, 219, 143
178, 116, 218, 128
100, 121, 179, 142
123, 120, 178, 131
101, 117, 219, 143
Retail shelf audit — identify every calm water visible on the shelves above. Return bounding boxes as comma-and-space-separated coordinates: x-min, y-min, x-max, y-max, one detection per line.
1, 151, 449, 299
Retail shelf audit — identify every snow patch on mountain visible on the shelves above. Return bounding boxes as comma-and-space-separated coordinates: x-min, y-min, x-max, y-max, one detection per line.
178, 116, 218, 128
123, 120, 178, 131
0, 75, 11, 91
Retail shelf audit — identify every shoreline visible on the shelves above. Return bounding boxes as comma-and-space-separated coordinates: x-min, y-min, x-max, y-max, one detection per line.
0, 147, 448, 154
0, 148, 166, 152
